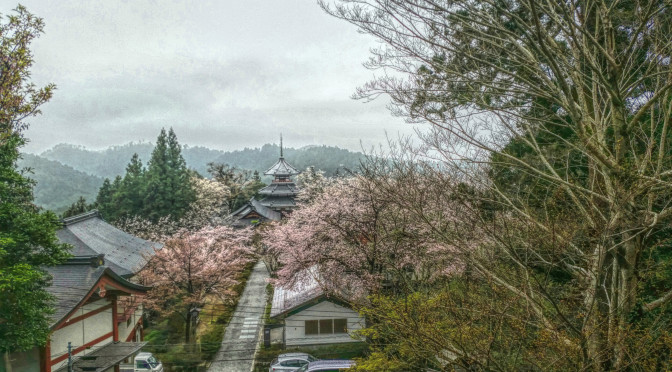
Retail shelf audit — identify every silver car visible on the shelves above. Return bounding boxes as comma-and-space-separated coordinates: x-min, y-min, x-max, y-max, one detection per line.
269, 353, 319, 372
295, 359, 355, 372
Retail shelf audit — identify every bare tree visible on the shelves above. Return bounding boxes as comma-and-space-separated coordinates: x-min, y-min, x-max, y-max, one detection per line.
323, 0, 672, 370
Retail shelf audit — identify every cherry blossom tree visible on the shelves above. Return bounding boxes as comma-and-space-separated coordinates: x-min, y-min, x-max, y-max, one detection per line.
264, 174, 471, 300
140, 225, 253, 343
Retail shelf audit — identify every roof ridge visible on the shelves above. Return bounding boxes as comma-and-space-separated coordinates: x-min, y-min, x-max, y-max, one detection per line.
62, 209, 101, 226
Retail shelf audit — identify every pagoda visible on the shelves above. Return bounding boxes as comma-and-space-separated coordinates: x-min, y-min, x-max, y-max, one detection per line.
257, 136, 300, 211
229, 136, 301, 226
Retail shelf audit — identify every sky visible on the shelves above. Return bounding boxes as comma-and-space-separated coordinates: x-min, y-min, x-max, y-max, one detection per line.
9, 0, 419, 154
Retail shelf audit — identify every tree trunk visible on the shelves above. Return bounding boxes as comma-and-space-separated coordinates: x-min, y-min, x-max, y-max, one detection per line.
3, 352, 13, 372
185, 310, 192, 344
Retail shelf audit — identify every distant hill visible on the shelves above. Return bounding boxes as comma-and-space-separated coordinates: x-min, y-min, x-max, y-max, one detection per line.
17, 153, 104, 213
25, 142, 364, 213
40, 143, 364, 180
41, 143, 154, 180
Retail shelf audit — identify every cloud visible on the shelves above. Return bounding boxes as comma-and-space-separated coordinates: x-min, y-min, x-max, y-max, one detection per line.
14, 0, 418, 153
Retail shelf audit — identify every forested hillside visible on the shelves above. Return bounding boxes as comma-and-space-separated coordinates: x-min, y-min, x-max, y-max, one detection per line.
40, 142, 363, 179
16, 153, 103, 213
24, 143, 363, 213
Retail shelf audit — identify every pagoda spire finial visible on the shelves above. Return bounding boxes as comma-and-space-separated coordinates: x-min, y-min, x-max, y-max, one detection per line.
280, 134, 283, 158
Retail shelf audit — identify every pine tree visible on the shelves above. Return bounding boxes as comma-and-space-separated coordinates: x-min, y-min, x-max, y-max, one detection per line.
95, 178, 113, 218
116, 153, 145, 218
144, 128, 194, 221
62, 196, 93, 218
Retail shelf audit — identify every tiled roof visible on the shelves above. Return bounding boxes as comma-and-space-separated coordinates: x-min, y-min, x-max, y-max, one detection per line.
258, 182, 299, 197
59, 211, 162, 277
264, 157, 300, 177
250, 198, 282, 220
270, 269, 325, 318
45, 259, 150, 327
54, 341, 147, 372
229, 198, 282, 227
258, 195, 297, 209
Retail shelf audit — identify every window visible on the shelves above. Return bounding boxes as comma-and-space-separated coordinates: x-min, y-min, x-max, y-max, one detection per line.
304, 318, 349, 335
334, 318, 347, 333
281, 360, 303, 367
320, 319, 333, 334
305, 320, 319, 335
136, 360, 150, 369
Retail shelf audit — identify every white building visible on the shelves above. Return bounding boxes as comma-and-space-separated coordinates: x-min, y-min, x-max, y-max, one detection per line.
269, 274, 365, 347
2, 211, 160, 372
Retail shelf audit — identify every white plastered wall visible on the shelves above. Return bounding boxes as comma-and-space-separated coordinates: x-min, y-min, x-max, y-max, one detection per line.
284, 301, 364, 346
50, 298, 113, 371
117, 299, 144, 342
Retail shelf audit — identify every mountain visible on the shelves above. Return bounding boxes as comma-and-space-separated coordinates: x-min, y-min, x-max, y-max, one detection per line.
41, 142, 154, 180
17, 153, 104, 213
26, 142, 365, 213
41, 143, 364, 180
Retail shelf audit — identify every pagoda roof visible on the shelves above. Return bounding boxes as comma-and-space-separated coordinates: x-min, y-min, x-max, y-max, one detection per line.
258, 182, 299, 197
259, 195, 297, 209
264, 157, 300, 177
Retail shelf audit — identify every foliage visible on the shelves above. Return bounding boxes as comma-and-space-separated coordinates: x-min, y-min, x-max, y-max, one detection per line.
295, 166, 330, 203
0, 5, 69, 353
264, 173, 469, 299
143, 128, 196, 222
16, 153, 103, 213
140, 226, 253, 343
94, 129, 196, 223
318, 0, 672, 368
41, 142, 364, 180
207, 163, 265, 212
61, 196, 94, 218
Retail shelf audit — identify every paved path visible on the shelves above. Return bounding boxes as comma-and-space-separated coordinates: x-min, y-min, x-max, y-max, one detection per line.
208, 261, 269, 372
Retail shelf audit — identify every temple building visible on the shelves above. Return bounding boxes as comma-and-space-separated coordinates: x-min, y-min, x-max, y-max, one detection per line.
230, 137, 300, 227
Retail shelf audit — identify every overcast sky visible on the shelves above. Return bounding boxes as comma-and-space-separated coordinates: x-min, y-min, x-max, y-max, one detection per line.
10, 0, 418, 154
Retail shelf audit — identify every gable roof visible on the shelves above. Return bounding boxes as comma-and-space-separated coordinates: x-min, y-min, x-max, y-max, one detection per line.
59, 210, 162, 277
45, 256, 150, 328
229, 197, 282, 227
270, 268, 352, 319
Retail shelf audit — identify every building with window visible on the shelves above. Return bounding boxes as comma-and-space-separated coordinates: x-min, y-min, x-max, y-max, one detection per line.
2, 211, 161, 372
269, 273, 364, 347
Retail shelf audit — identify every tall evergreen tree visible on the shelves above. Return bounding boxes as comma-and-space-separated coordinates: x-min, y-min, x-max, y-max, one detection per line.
61, 196, 93, 218
144, 128, 194, 221
116, 153, 145, 218
0, 6, 70, 355
95, 178, 114, 218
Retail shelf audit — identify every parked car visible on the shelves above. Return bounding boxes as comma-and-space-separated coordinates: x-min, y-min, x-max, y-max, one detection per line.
120, 352, 164, 372
295, 359, 355, 372
270, 352, 319, 371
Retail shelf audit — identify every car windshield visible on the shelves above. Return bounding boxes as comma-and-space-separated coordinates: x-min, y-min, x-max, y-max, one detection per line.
147, 356, 160, 367
307, 356, 318, 362
296, 364, 309, 372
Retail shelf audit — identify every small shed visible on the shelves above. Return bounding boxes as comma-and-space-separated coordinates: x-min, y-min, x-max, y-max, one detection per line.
269, 274, 364, 347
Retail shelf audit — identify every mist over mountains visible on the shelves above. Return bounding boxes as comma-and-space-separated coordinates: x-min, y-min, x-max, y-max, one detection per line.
20, 143, 364, 213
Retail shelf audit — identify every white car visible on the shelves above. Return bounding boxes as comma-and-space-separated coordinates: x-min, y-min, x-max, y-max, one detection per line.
269, 352, 319, 372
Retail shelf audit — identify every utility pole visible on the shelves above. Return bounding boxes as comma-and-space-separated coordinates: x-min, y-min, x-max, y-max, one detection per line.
67, 342, 73, 372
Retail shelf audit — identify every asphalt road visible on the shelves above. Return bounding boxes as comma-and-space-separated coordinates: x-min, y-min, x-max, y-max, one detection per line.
208, 260, 269, 372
